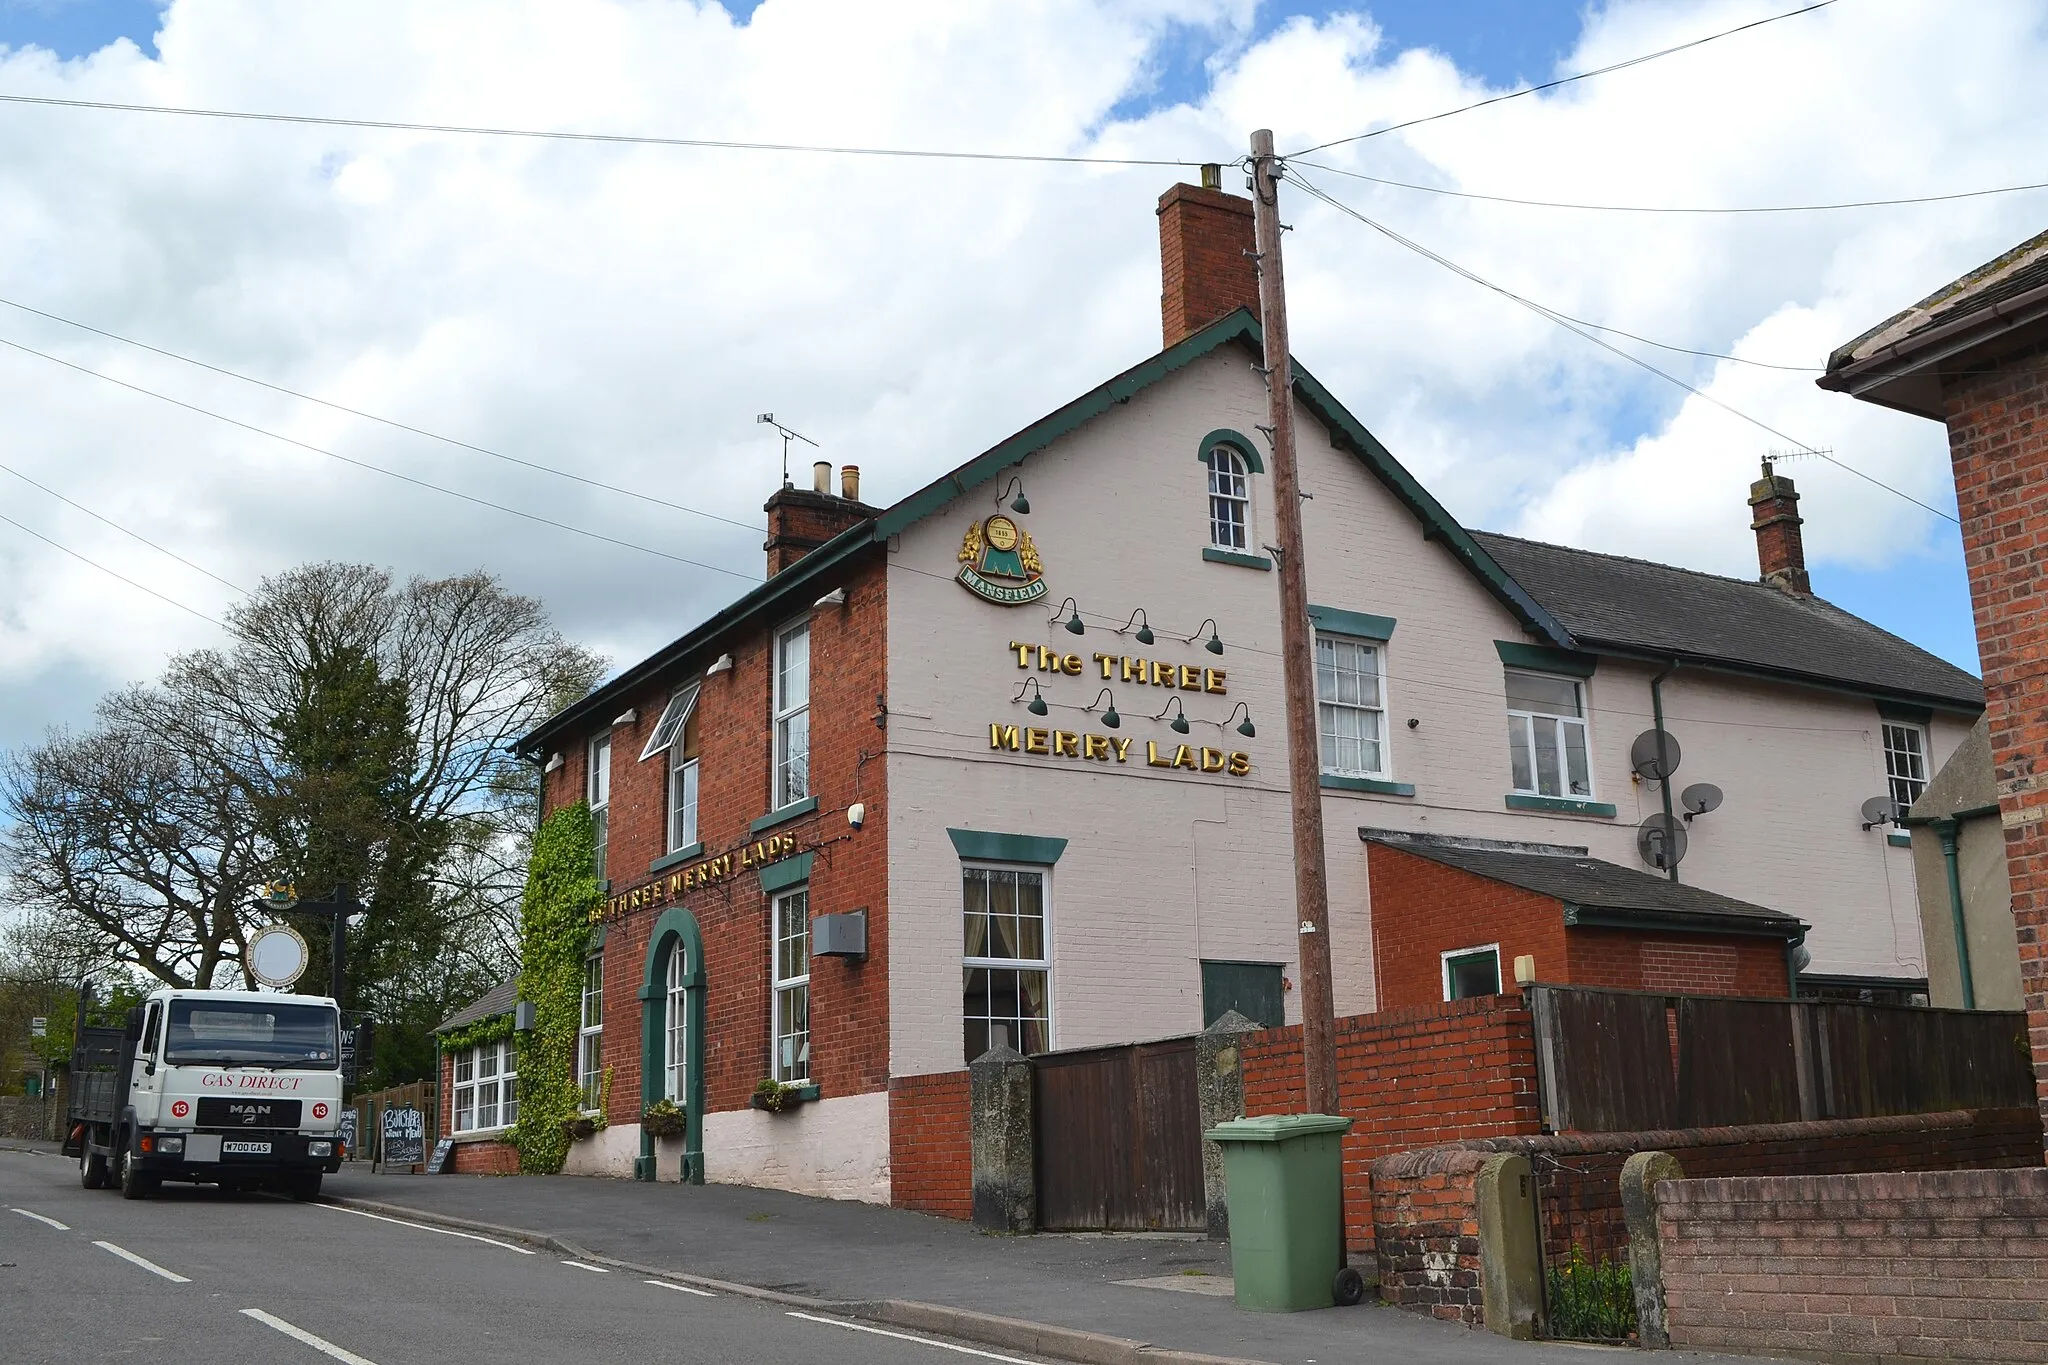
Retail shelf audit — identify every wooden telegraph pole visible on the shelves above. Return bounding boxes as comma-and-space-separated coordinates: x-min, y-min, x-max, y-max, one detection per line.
1249, 129, 1338, 1117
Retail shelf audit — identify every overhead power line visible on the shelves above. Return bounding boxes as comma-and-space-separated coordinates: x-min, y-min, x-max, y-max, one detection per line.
0, 334, 766, 581
1290, 0, 1838, 157
0, 460, 248, 593
1292, 159, 2048, 216
0, 92, 1203, 168
0, 297, 768, 536
0, 511, 224, 626
1286, 171, 1958, 526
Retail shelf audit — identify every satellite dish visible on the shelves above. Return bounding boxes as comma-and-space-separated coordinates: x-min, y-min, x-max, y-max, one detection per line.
1680, 783, 1724, 820
1791, 944, 1812, 973
1859, 795, 1897, 830
1637, 813, 1688, 871
248, 925, 309, 989
1630, 729, 1682, 781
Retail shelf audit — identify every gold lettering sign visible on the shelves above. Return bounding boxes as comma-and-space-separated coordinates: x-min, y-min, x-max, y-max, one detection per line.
993, 723, 1249, 777
591, 833, 800, 924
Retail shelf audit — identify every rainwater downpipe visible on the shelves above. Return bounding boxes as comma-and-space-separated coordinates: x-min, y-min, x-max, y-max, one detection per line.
1649, 659, 1681, 883
1936, 819, 1977, 1010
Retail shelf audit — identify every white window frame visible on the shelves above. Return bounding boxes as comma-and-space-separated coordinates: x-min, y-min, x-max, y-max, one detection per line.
638, 683, 699, 761
1314, 631, 1390, 780
451, 1038, 519, 1134
664, 944, 689, 1102
1204, 443, 1251, 551
1504, 669, 1595, 800
577, 953, 604, 1113
961, 861, 1053, 1063
772, 619, 811, 810
1441, 944, 1503, 1003
1882, 721, 1930, 812
669, 757, 699, 853
588, 734, 612, 880
771, 886, 810, 1083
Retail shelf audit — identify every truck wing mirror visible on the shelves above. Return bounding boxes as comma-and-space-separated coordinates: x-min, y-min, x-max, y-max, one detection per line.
123, 1006, 145, 1042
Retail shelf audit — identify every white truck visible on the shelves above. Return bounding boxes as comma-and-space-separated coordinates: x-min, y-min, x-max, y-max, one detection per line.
63, 987, 346, 1200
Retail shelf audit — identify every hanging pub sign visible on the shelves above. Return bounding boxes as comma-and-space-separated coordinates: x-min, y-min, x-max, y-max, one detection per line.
956, 513, 1046, 605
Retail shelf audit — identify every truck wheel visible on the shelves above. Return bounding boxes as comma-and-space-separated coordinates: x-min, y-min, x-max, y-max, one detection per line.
80, 1150, 108, 1190
287, 1172, 323, 1201
117, 1141, 157, 1201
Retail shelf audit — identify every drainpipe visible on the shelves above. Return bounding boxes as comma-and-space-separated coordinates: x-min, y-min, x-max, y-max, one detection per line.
1649, 660, 1681, 883
1935, 819, 1977, 1010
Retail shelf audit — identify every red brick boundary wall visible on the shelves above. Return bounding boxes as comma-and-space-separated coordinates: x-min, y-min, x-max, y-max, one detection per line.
1370, 1145, 1493, 1323
1658, 1167, 2048, 1362
443, 1137, 521, 1174
888, 1070, 972, 1219
1242, 995, 1542, 1252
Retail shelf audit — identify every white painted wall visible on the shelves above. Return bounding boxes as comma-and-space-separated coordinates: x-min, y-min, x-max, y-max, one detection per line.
702, 1092, 891, 1204
883, 346, 1968, 1078
561, 1120, 638, 1178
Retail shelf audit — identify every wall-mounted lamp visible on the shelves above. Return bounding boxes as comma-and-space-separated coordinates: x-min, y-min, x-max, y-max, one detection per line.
1119, 608, 1156, 646
1087, 688, 1121, 729
1014, 677, 1050, 717
1157, 696, 1192, 735
611, 709, 638, 727
706, 654, 734, 676
1049, 596, 1086, 636
543, 752, 564, 774
1223, 702, 1256, 738
1190, 618, 1225, 655
995, 475, 1030, 516
814, 587, 847, 608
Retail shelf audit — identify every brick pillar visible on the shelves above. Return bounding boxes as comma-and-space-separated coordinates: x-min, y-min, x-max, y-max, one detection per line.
1943, 348, 2048, 1153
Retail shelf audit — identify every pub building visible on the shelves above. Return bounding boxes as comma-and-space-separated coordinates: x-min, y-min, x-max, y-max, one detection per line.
434, 173, 1982, 1204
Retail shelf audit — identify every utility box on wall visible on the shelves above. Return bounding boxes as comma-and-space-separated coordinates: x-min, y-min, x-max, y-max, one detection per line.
813, 910, 868, 959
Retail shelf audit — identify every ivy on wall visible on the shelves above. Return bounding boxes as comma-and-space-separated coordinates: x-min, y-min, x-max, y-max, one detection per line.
508, 800, 599, 1173
439, 1014, 515, 1056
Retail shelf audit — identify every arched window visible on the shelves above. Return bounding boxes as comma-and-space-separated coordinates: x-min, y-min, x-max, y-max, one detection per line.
664, 944, 688, 1102
1204, 444, 1250, 551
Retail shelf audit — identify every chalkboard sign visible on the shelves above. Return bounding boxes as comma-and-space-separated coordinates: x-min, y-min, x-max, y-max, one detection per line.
426, 1138, 456, 1174
338, 1109, 358, 1159
381, 1105, 426, 1167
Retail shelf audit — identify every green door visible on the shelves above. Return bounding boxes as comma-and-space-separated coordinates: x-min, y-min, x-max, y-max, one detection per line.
1201, 960, 1284, 1028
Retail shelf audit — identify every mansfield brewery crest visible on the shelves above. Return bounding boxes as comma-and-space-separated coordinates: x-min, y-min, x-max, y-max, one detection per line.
956, 513, 1046, 605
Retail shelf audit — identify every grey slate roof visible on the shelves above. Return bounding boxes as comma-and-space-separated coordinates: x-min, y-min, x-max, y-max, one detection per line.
434, 975, 519, 1034
1470, 531, 1984, 711
1364, 832, 1804, 936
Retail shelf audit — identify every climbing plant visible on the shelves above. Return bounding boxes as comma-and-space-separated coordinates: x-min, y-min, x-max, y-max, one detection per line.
438, 1014, 514, 1056
508, 800, 599, 1173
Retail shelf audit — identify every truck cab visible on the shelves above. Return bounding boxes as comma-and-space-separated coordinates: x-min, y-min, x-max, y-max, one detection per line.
64, 987, 346, 1200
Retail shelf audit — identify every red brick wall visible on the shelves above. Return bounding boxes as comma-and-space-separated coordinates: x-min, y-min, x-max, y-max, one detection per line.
1156, 182, 1257, 348
1369, 1146, 1490, 1323
1369, 845, 1569, 1009
543, 552, 891, 1126
1658, 1166, 2048, 1361
1242, 996, 1543, 1251
447, 1138, 521, 1174
1568, 928, 1789, 998
888, 1070, 972, 1219
1944, 348, 2048, 1153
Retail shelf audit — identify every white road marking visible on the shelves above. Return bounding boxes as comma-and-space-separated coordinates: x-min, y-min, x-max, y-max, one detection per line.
10, 1207, 69, 1230
644, 1277, 716, 1296
561, 1259, 610, 1272
786, 1311, 1045, 1364
92, 1240, 191, 1283
313, 1202, 536, 1254
239, 1308, 378, 1365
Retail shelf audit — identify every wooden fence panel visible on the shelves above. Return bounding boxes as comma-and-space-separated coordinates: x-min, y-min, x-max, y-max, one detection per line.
1034, 1037, 1204, 1232
1529, 987, 1678, 1133
1677, 997, 1804, 1127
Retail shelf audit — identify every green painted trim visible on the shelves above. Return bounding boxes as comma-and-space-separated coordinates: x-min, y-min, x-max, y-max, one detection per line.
1199, 428, 1265, 474
1202, 547, 1272, 570
758, 852, 815, 894
649, 843, 702, 874
1308, 605, 1396, 641
1320, 774, 1415, 796
1877, 701, 1934, 724
750, 795, 819, 835
1887, 832, 1913, 848
1563, 903, 1807, 941
1899, 802, 2002, 827
638, 906, 706, 1185
947, 828, 1069, 865
1495, 640, 1598, 678
1505, 793, 1618, 819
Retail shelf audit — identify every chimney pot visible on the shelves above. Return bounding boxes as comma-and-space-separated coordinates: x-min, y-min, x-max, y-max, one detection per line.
1157, 180, 1259, 349
812, 461, 832, 494
840, 464, 860, 502
1748, 459, 1811, 595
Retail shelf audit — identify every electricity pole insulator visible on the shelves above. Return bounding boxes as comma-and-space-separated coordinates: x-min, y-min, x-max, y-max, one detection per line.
1250, 128, 1340, 1119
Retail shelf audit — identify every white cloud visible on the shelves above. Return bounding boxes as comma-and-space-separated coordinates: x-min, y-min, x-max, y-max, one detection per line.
0, 0, 2038, 743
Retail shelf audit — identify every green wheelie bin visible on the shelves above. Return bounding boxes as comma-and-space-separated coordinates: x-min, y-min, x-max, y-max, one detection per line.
1204, 1113, 1355, 1312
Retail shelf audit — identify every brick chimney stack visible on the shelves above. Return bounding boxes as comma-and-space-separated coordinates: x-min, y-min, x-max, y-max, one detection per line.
1748, 459, 1811, 595
1157, 164, 1259, 349
764, 461, 878, 576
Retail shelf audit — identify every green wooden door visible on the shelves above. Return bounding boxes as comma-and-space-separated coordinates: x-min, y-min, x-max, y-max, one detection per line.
1200, 960, 1283, 1028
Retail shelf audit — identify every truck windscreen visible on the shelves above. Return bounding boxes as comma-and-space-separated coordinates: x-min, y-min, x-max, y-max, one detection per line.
165, 1000, 339, 1069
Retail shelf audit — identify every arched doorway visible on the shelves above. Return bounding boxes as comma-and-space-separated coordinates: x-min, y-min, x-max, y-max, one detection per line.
638, 905, 706, 1183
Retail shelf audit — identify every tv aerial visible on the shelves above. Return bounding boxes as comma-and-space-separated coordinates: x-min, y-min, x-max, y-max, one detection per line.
1630, 729, 1681, 783
1680, 783, 1723, 823
757, 413, 819, 489
1638, 813, 1688, 872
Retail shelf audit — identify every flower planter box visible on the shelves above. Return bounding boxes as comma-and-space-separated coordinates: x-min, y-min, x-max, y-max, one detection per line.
749, 1083, 821, 1114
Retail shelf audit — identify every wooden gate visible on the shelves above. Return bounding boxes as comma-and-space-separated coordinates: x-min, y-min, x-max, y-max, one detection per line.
1033, 1037, 1205, 1232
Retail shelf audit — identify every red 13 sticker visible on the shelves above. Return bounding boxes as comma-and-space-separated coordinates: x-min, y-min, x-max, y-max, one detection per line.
171, 1100, 190, 1118
312, 1103, 329, 1119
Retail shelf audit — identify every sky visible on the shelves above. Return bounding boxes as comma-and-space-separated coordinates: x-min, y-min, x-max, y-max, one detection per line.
0, 0, 2035, 755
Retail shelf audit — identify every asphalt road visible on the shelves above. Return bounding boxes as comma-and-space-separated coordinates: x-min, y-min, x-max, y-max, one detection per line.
0, 1148, 1059, 1365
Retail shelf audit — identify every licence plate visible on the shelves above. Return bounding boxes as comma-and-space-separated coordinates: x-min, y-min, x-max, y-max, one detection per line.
222, 1140, 272, 1155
